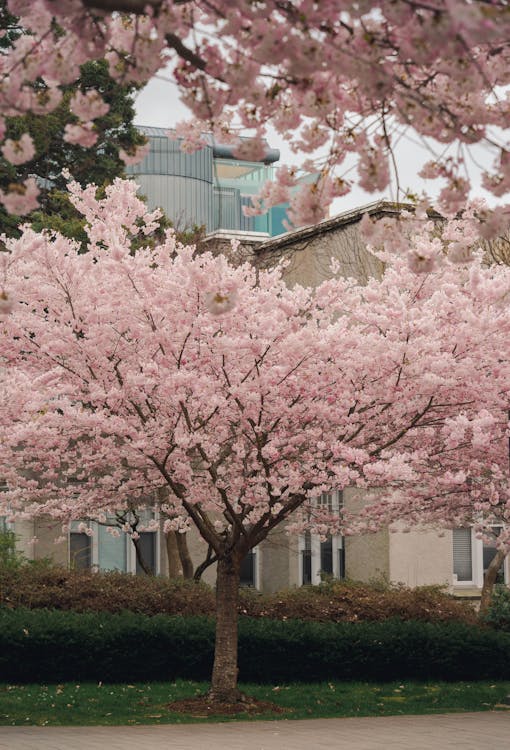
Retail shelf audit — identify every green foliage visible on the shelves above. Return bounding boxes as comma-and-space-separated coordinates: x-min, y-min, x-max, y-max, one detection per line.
0, 52, 145, 240
0, 608, 509, 684
29, 190, 89, 247
0, 2, 20, 51
0, 566, 477, 624
0, 530, 25, 571
482, 585, 510, 631
0, 609, 214, 683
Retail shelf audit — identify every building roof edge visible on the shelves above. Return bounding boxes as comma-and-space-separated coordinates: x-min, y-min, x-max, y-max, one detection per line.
257, 200, 413, 252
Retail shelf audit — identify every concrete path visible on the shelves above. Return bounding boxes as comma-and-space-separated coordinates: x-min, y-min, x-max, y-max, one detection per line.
1, 712, 509, 750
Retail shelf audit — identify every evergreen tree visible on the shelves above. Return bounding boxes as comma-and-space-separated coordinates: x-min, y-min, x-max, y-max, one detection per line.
0, 4, 145, 240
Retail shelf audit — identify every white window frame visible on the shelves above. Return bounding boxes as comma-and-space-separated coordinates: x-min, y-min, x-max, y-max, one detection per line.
69, 513, 160, 575
299, 490, 344, 586
452, 527, 509, 588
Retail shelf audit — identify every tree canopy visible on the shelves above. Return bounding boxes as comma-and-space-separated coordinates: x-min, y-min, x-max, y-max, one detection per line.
1, 1, 510, 235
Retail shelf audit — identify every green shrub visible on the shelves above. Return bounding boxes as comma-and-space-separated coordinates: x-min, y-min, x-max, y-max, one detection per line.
0, 608, 508, 684
242, 579, 477, 625
0, 566, 216, 616
0, 530, 25, 570
482, 586, 510, 631
0, 609, 214, 683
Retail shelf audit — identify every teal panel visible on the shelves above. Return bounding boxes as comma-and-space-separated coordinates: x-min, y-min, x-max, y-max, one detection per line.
269, 204, 289, 236
98, 525, 127, 572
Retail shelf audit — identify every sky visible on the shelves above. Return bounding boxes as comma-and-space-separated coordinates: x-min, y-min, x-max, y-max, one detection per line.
133, 73, 496, 218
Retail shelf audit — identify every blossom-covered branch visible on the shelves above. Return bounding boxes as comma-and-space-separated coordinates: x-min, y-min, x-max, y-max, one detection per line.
2, 1, 510, 226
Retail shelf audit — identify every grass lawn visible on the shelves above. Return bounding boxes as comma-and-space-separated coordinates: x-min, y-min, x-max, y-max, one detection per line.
1, 680, 510, 725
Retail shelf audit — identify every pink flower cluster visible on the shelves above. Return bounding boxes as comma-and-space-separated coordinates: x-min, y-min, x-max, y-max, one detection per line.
1, 1, 509, 218
0, 177, 39, 215
63, 123, 98, 147
70, 90, 110, 121
1, 133, 35, 165
119, 142, 150, 166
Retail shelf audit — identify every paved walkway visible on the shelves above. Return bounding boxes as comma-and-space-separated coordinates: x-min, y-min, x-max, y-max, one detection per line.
1, 712, 509, 750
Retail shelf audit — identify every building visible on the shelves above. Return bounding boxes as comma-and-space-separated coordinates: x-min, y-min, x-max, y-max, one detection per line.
125, 126, 287, 239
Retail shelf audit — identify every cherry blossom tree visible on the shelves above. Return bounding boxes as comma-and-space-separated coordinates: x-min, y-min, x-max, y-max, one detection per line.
2, 1, 510, 230
1, 179, 510, 701
359, 200, 510, 612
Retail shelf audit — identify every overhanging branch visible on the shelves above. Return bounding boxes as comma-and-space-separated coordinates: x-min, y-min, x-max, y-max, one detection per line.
81, 0, 166, 12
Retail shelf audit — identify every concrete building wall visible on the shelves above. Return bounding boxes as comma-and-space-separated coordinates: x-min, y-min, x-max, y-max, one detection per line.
345, 532, 390, 584
274, 222, 385, 288
259, 527, 298, 593
342, 487, 390, 583
389, 525, 452, 588
13, 519, 37, 561
33, 519, 68, 566
257, 204, 393, 287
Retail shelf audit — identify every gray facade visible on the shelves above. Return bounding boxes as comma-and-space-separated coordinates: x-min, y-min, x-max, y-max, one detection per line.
127, 126, 285, 236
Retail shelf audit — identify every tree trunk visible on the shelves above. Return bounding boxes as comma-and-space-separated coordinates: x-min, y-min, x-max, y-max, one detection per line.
209, 555, 241, 703
165, 531, 184, 579
175, 531, 194, 579
132, 536, 153, 576
479, 549, 507, 616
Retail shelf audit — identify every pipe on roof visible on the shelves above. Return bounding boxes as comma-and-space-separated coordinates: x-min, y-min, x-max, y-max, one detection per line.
212, 143, 280, 164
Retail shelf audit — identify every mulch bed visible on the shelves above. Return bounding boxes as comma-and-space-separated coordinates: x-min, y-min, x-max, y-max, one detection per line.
166, 693, 289, 717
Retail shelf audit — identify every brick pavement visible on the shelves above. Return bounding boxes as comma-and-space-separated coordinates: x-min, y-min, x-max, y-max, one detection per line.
1, 712, 509, 750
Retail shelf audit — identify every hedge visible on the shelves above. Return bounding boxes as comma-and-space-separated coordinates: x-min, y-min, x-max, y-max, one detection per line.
0, 565, 477, 625
1, 608, 509, 683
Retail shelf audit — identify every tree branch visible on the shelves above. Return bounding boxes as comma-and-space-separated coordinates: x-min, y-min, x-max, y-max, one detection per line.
82, 0, 165, 12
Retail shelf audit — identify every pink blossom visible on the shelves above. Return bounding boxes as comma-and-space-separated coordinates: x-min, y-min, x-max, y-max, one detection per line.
448, 241, 474, 264
407, 249, 436, 274
118, 142, 150, 166
232, 137, 267, 162
63, 122, 98, 147
0, 178, 40, 215
1, 1, 510, 222
0, 290, 15, 319
1, 133, 36, 165
168, 121, 207, 154
204, 290, 238, 315
70, 90, 110, 121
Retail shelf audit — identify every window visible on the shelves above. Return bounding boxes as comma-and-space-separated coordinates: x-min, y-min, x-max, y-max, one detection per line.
98, 523, 127, 572
239, 549, 258, 587
299, 491, 344, 585
70, 529, 92, 570
135, 531, 157, 575
452, 527, 508, 587
452, 528, 473, 582
69, 514, 159, 575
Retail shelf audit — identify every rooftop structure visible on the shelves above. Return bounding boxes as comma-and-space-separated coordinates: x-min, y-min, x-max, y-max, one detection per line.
127, 126, 287, 237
